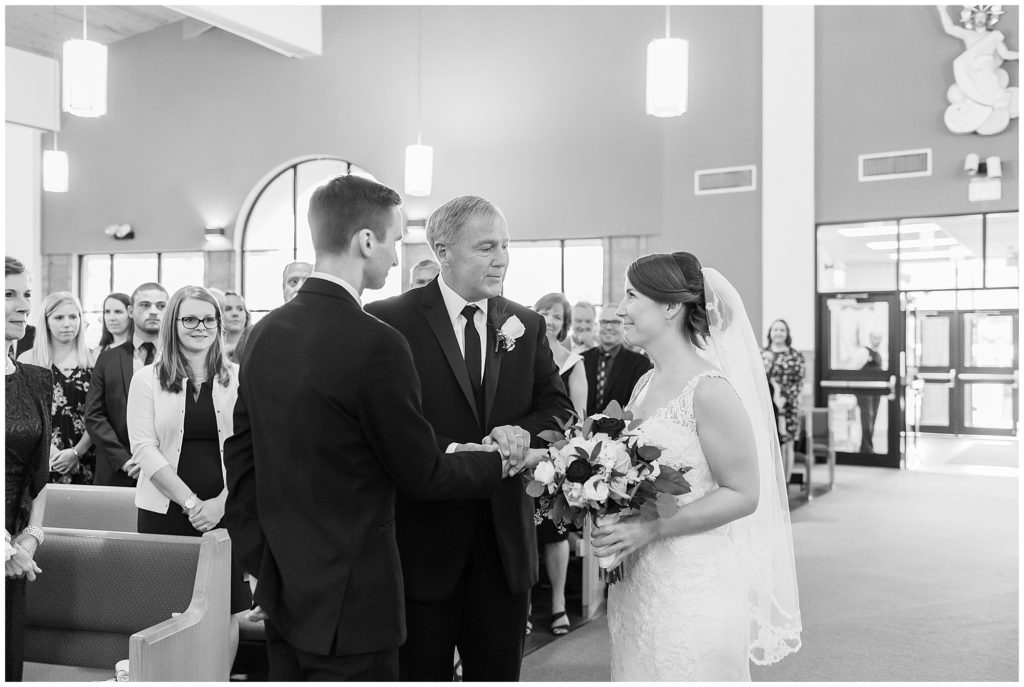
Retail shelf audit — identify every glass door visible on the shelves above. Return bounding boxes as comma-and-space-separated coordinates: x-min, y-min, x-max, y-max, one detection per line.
958, 310, 1018, 436
907, 310, 957, 433
817, 293, 903, 468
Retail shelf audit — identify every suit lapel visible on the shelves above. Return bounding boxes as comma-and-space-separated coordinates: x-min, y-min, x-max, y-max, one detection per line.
420, 282, 479, 424
483, 305, 504, 429
119, 346, 134, 399
604, 349, 627, 401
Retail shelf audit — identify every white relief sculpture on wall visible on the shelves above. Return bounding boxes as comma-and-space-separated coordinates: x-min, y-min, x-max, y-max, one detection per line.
938, 5, 1019, 135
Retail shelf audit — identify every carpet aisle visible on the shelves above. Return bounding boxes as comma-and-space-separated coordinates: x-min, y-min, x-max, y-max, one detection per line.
521, 465, 1019, 681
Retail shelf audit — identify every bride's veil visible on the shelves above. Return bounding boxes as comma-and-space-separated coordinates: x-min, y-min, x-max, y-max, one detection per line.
697, 267, 803, 665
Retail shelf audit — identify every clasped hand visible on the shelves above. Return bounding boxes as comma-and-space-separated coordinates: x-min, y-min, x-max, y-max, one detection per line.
591, 515, 658, 563
187, 496, 225, 533
6, 541, 42, 581
454, 437, 547, 478
50, 448, 80, 475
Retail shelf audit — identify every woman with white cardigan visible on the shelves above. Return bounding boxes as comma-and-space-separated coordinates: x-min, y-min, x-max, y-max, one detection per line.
127, 285, 251, 661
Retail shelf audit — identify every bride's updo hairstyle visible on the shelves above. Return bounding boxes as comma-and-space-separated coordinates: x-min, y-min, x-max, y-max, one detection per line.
626, 252, 710, 348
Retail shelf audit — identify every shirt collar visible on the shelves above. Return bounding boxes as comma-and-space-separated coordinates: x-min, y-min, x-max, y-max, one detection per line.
600, 343, 623, 359
133, 333, 156, 352
309, 271, 362, 308
437, 274, 488, 323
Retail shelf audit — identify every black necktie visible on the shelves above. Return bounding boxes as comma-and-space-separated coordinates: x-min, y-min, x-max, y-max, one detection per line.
140, 342, 155, 365
461, 305, 484, 418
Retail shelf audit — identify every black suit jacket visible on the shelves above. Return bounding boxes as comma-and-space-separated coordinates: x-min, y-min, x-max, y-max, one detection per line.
84, 344, 137, 487
223, 278, 504, 657
366, 280, 573, 600
583, 345, 653, 416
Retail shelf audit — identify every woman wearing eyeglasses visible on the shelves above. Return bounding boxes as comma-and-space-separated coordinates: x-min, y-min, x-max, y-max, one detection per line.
126, 286, 251, 652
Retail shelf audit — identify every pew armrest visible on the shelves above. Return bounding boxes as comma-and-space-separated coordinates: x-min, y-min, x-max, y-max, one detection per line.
129, 530, 232, 681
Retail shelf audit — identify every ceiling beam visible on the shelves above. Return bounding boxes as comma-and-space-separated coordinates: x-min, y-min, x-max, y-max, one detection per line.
166, 6, 322, 58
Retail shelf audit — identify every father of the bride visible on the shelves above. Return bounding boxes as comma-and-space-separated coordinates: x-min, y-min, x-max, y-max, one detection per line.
224, 177, 531, 681
367, 195, 573, 681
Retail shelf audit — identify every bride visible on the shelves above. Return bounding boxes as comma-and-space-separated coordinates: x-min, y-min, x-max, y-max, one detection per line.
592, 252, 801, 680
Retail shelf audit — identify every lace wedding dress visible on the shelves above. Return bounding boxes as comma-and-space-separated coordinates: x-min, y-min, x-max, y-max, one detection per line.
608, 369, 752, 681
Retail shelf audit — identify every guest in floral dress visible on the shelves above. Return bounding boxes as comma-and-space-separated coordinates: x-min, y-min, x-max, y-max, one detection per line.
765, 319, 806, 442
19, 292, 95, 485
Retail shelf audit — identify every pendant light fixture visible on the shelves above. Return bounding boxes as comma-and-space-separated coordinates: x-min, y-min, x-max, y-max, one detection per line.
62, 5, 108, 117
405, 7, 433, 197
43, 133, 69, 193
646, 6, 689, 117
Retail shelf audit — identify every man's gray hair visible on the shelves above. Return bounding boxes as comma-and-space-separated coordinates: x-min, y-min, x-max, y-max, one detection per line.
573, 301, 597, 317
425, 196, 506, 256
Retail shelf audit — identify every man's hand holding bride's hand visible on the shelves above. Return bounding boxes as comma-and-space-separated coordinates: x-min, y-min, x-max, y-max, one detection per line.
483, 425, 531, 469
591, 514, 660, 563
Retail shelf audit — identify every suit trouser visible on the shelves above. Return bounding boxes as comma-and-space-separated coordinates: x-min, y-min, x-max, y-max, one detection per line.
400, 502, 530, 682
264, 618, 398, 681
7, 577, 26, 682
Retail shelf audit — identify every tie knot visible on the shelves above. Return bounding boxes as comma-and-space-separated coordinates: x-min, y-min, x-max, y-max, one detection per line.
461, 304, 479, 321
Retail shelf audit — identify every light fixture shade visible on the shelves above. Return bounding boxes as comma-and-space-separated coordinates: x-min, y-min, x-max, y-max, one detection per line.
43, 149, 69, 193
62, 38, 108, 117
405, 144, 434, 197
646, 37, 688, 117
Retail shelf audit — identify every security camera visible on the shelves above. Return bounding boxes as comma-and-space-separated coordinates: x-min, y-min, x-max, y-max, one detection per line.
964, 153, 980, 175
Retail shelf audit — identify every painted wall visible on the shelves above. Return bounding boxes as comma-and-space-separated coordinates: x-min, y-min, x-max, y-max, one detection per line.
38, 5, 765, 315
817, 5, 1019, 223
653, 6, 764, 329
6, 123, 43, 314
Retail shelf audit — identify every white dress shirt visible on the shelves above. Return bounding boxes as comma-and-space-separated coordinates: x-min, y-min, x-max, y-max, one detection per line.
437, 274, 488, 384
132, 333, 158, 372
309, 271, 362, 308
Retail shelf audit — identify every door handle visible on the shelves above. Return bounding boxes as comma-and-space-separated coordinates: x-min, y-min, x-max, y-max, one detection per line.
887, 375, 897, 401
948, 368, 956, 390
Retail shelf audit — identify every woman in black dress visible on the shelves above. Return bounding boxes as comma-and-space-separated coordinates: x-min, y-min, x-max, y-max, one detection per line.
126, 286, 250, 663
531, 293, 588, 637
19, 292, 95, 484
5, 257, 53, 682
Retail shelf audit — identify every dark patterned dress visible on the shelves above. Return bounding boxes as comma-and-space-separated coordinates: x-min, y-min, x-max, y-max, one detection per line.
768, 347, 807, 442
6, 362, 53, 682
49, 366, 96, 485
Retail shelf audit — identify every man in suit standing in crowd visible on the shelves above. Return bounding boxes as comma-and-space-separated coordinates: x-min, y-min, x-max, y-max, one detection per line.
570, 301, 597, 354
224, 177, 535, 681
367, 195, 573, 682
281, 261, 312, 303
408, 258, 441, 290
85, 282, 168, 486
583, 304, 652, 415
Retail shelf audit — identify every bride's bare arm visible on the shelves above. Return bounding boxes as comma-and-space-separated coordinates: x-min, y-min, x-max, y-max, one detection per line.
653, 377, 760, 538
592, 378, 760, 557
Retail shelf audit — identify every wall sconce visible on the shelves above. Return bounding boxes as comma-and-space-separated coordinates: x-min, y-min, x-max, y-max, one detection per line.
204, 225, 232, 251
104, 223, 134, 240
965, 153, 1003, 202
405, 218, 427, 244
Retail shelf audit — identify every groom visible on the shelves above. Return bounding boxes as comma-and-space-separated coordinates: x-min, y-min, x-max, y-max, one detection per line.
367, 195, 573, 681
224, 177, 522, 681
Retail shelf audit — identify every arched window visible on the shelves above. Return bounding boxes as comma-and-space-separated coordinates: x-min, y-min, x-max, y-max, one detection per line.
239, 157, 402, 316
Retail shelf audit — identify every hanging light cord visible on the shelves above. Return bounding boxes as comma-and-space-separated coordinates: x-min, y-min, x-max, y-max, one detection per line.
416, 7, 422, 145
665, 5, 671, 38
83, 5, 88, 41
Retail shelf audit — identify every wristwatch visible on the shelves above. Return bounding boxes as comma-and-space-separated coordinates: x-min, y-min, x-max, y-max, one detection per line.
182, 493, 198, 515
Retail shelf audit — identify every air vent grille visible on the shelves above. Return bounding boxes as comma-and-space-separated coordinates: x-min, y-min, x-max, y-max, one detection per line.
694, 165, 757, 195
858, 148, 932, 181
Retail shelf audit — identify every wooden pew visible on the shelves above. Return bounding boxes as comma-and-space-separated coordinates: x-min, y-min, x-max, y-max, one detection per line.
23, 528, 231, 682
42, 484, 137, 532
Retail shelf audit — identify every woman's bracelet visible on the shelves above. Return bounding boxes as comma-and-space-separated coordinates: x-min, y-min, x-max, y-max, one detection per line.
71, 446, 80, 458
18, 526, 44, 547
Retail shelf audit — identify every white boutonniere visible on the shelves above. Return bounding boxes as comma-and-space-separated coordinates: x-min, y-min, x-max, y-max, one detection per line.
494, 313, 526, 352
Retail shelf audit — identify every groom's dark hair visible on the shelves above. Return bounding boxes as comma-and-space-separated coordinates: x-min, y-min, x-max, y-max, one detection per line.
308, 175, 402, 255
